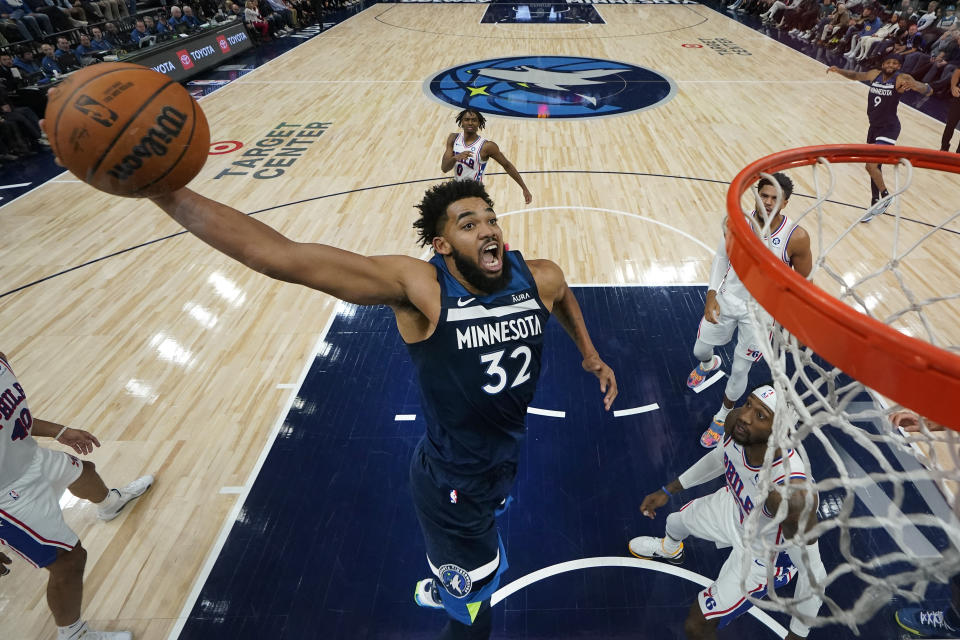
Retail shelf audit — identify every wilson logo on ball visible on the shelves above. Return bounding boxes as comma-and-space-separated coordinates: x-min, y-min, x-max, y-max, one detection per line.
73, 95, 118, 127
106, 105, 188, 182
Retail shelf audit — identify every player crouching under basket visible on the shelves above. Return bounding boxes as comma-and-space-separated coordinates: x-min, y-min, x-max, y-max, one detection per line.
628, 384, 826, 640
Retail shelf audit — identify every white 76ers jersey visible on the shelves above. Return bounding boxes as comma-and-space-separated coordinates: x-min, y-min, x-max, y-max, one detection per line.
453, 134, 488, 182
720, 212, 798, 300
0, 356, 38, 491
721, 436, 807, 545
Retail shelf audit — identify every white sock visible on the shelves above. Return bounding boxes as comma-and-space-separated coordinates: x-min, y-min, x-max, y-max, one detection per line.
714, 405, 733, 423
57, 619, 86, 640
662, 535, 683, 553
701, 355, 718, 372
97, 488, 121, 511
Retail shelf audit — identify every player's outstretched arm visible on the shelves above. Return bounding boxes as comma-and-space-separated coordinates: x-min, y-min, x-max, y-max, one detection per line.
485, 141, 533, 204
641, 441, 728, 519
896, 73, 934, 95
826, 66, 880, 82
150, 188, 422, 307
528, 258, 616, 409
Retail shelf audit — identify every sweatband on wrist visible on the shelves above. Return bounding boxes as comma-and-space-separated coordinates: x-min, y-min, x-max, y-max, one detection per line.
54, 426, 68, 441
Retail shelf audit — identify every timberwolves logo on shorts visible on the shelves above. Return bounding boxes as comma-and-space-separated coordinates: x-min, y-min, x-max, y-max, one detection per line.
438, 564, 473, 598
425, 56, 676, 119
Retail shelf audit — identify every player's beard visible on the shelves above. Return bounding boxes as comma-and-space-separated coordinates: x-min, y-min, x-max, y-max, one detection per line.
450, 246, 512, 294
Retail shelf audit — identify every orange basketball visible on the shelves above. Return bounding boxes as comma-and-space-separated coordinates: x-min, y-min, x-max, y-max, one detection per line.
44, 62, 210, 198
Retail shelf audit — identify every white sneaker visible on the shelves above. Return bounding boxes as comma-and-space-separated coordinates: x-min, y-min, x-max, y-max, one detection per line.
78, 628, 133, 639
414, 578, 444, 609
628, 536, 684, 564
861, 196, 892, 223
97, 475, 154, 521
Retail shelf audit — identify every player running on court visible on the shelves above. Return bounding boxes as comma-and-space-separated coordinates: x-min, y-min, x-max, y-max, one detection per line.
441, 108, 533, 205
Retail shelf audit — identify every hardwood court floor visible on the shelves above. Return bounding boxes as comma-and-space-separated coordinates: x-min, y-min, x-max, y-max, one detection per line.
1, 4, 958, 639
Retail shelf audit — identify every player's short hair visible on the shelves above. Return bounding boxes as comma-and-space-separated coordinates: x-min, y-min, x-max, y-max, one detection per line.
413, 180, 495, 247
882, 52, 904, 62
758, 172, 794, 201
455, 108, 487, 130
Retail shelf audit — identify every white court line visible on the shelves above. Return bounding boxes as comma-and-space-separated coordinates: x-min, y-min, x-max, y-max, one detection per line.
613, 403, 659, 417
490, 556, 787, 637
570, 282, 707, 287
499, 206, 715, 253
218, 486, 244, 494
527, 407, 566, 418
0, 182, 31, 190
276, 383, 296, 389
166, 311, 340, 640
395, 414, 416, 421
692, 370, 726, 393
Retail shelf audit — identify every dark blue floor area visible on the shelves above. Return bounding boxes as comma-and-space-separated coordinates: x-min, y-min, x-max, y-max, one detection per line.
179, 286, 949, 639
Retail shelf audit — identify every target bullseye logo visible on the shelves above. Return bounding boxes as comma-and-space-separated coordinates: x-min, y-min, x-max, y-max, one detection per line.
209, 140, 243, 155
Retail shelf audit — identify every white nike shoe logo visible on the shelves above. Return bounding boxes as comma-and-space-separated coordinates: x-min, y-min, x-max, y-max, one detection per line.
457, 297, 475, 307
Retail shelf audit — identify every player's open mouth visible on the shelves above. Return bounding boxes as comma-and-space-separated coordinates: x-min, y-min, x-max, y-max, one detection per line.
479, 242, 501, 273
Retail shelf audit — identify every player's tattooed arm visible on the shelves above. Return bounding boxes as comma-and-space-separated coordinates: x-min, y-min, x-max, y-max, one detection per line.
896, 73, 934, 95
826, 66, 879, 82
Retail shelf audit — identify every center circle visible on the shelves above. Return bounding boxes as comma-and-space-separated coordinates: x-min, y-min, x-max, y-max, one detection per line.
424, 56, 676, 120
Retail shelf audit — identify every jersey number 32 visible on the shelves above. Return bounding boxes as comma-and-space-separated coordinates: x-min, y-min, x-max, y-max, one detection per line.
480, 346, 532, 394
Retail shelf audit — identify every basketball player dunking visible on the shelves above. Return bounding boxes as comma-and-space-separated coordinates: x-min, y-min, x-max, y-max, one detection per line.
140, 179, 615, 639
441, 109, 533, 205
828, 56, 933, 222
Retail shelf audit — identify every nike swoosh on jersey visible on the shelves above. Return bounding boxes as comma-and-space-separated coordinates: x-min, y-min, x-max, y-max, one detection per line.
457, 297, 475, 307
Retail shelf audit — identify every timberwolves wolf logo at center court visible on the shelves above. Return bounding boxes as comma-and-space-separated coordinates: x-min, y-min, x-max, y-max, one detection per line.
425, 56, 676, 119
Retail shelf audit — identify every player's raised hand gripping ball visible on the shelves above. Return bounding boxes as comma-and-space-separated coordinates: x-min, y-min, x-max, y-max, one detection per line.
44, 62, 210, 197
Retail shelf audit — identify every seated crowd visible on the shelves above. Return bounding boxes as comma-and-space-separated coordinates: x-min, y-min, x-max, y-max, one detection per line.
723, 0, 960, 98
0, 0, 354, 164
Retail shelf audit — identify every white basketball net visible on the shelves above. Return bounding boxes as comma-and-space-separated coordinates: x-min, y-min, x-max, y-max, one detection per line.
733, 157, 960, 632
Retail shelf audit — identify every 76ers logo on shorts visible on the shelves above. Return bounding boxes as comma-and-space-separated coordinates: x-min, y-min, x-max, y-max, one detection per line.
438, 564, 472, 599
425, 56, 676, 120
217, 35, 230, 53
177, 50, 194, 70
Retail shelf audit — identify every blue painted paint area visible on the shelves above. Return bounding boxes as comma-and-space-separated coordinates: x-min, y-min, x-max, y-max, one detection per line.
178, 286, 951, 639
424, 56, 676, 119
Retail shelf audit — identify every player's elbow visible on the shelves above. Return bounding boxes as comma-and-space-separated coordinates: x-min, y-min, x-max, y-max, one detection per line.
242, 242, 298, 282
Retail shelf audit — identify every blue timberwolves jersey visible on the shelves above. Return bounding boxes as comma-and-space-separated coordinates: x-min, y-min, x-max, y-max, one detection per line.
867, 71, 901, 128
406, 251, 550, 478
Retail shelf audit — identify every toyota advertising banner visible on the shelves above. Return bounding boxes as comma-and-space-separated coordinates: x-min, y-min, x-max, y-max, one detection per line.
127, 21, 253, 82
